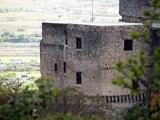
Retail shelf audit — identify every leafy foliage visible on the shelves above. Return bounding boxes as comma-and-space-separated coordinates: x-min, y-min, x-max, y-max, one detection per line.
0, 77, 58, 120
149, 92, 160, 119
113, 51, 146, 93
124, 104, 150, 120
113, 0, 160, 119
0, 77, 109, 120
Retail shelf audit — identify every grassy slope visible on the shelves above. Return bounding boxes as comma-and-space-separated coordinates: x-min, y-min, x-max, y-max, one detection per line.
0, 42, 40, 78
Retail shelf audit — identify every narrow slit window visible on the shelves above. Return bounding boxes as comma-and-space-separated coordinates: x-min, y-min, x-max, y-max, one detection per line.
64, 30, 68, 45
76, 72, 82, 85
76, 37, 82, 49
54, 63, 58, 71
64, 62, 66, 73
124, 39, 133, 51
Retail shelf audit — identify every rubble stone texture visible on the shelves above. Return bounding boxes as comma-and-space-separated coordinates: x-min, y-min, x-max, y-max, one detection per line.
40, 23, 142, 96
119, 0, 149, 23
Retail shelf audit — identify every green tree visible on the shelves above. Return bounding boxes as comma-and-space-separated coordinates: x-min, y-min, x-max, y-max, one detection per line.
0, 77, 109, 120
113, 0, 160, 119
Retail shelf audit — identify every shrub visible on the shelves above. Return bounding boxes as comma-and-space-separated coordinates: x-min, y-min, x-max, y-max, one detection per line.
0, 77, 109, 120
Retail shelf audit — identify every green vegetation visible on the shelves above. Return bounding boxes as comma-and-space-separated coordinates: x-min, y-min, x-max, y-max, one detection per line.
0, 42, 40, 79
0, 71, 40, 79
113, 0, 160, 119
0, 71, 40, 92
0, 77, 109, 120
1, 31, 41, 43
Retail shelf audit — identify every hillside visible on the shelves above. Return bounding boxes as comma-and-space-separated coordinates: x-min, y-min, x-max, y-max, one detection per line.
0, 0, 120, 42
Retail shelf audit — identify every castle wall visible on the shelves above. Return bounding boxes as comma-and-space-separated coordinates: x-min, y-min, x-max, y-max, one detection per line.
66, 25, 103, 95
99, 26, 142, 95
119, 0, 149, 23
41, 23, 142, 96
40, 23, 66, 88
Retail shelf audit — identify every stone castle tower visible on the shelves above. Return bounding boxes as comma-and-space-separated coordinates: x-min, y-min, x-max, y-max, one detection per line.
119, 0, 149, 23
40, 1, 147, 96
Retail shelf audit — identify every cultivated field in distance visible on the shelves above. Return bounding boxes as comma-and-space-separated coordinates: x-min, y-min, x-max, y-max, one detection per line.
0, 42, 40, 81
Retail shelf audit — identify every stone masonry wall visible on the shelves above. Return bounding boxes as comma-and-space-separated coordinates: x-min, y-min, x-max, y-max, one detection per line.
99, 25, 142, 95
40, 23, 67, 88
41, 23, 142, 96
119, 0, 149, 23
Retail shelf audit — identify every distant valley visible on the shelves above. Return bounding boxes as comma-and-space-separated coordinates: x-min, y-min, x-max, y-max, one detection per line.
0, 0, 120, 84
0, 0, 120, 42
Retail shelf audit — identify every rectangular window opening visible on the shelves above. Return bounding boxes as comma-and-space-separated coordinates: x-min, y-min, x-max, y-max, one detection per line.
64, 62, 66, 73
64, 30, 68, 45
76, 37, 82, 49
54, 63, 58, 71
124, 39, 133, 51
76, 72, 82, 85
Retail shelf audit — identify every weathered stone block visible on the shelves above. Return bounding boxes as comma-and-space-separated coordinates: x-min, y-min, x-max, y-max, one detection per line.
40, 23, 142, 96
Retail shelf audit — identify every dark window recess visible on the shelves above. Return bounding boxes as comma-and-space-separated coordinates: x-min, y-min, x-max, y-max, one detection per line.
132, 80, 139, 90
145, 1, 150, 6
124, 39, 133, 51
64, 62, 66, 73
64, 30, 68, 45
76, 37, 82, 49
76, 72, 82, 84
54, 63, 58, 71
152, 30, 160, 47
